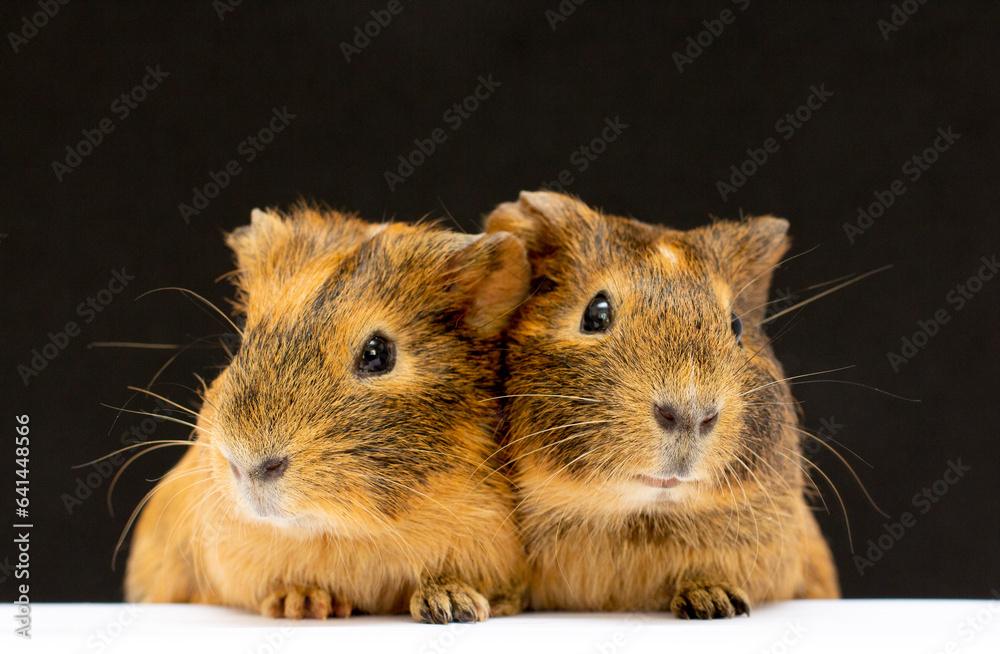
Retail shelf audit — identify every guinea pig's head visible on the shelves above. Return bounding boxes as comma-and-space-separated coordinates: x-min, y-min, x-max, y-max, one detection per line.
486, 192, 796, 518
199, 206, 529, 533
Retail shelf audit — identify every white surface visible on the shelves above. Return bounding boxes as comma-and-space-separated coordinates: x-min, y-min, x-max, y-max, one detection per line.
6, 600, 1000, 653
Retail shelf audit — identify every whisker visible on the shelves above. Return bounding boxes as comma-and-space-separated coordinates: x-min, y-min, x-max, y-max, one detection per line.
126, 386, 205, 420
769, 448, 829, 514
781, 421, 890, 519
214, 268, 242, 283
470, 420, 613, 484
480, 394, 602, 403
113, 476, 216, 571
784, 379, 921, 402
772, 417, 872, 468
494, 446, 606, 539
742, 272, 859, 317
137, 287, 244, 338
761, 264, 893, 324
89, 342, 184, 350
802, 272, 859, 292
729, 245, 821, 311
144, 335, 230, 390
107, 442, 204, 516
488, 428, 607, 482
740, 366, 856, 397
733, 310, 810, 383
724, 459, 762, 589
777, 443, 854, 553
219, 336, 235, 360
99, 404, 209, 435
435, 196, 468, 234
73, 439, 205, 468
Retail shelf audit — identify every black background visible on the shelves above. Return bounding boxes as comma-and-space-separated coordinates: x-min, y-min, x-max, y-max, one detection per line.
2, 1, 997, 603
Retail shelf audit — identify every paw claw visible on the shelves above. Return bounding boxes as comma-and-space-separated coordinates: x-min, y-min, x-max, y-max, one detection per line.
261, 584, 349, 620
670, 582, 750, 620
411, 578, 490, 624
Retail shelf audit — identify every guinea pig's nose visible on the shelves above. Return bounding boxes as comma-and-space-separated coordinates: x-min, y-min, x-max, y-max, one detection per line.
654, 403, 718, 437
250, 456, 289, 482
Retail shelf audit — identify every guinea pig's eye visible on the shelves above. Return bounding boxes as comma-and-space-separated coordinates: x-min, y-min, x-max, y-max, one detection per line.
730, 312, 743, 344
358, 334, 395, 376
582, 294, 613, 333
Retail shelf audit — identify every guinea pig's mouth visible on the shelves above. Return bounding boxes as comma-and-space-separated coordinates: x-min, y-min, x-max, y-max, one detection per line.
636, 474, 684, 489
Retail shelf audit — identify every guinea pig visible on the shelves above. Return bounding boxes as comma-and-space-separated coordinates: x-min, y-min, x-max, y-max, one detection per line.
484, 191, 839, 619
124, 205, 531, 623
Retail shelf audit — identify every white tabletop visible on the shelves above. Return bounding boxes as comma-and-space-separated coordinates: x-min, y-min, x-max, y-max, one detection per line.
7, 600, 1000, 653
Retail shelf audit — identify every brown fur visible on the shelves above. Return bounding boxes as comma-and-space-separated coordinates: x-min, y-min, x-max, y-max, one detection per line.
485, 191, 839, 618
124, 205, 531, 623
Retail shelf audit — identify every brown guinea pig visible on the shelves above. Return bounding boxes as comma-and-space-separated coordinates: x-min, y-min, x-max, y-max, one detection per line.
485, 191, 839, 619
124, 205, 530, 623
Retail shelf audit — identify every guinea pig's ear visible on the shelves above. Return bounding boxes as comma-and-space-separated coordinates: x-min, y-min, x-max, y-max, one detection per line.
446, 231, 531, 337
692, 215, 791, 320
225, 208, 285, 272
484, 190, 591, 257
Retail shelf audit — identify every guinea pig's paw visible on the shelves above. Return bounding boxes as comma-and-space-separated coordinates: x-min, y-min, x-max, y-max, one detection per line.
487, 585, 530, 617
670, 581, 750, 620
410, 578, 491, 624
261, 584, 351, 620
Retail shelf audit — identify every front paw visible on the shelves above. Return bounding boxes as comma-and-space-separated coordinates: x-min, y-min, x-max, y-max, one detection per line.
410, 577, 490, 624
670, 581, 750, 619
261, 584, 351, 619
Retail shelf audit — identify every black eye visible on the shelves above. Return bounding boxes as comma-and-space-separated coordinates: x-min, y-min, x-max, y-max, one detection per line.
582, 294, 612, 333
731, 312, 743, 344
358, 334, 394, 376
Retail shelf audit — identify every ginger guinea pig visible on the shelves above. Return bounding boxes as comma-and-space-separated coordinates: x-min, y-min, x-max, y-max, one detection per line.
485, 191, 839, 619
125, 205, 530, 623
